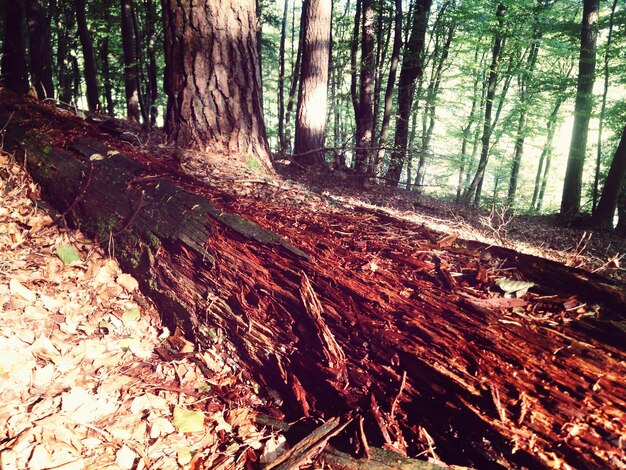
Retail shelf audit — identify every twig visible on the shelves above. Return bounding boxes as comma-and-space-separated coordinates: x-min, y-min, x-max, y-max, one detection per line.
390, 370, 407, 422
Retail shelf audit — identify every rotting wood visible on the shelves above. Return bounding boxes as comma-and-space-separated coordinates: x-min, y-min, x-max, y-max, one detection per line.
1, 91, 625, 469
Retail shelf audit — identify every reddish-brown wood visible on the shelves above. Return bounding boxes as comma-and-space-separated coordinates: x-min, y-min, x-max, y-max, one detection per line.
1, 90, 625, 469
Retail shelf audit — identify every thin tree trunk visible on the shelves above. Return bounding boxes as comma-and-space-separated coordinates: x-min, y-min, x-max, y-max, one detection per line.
145, 0, 158, 126
350, 0, 362, 130
131, 1, 149, 124
1, 0, 29, 95
415, 2, 455, 189
121, 0, 140, 122
372, 0, 402, 178
98, 0, 115, 116
595, 124, 626, 229
592, 0, 618, 213
560, 0, 600, 217
74, 0, 100, 111
284, 5, 305, 154
294, 0, 332, 164
354, 0, 375, 175
55, 0, 76, 104
385, 0, 432, 186
463, 2, 506, 205
25, 0, 55, 99
531, 97, 563, 211
278, 0, 289, 154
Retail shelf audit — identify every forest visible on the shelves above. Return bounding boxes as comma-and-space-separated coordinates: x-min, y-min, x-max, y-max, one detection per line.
1, 0, 625, 469
1, 0, 625, 225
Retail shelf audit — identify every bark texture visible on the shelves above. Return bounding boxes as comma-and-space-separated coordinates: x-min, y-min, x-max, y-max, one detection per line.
293, 0, 332, 165
560, 0, 600, 217
162, 0, 272, 170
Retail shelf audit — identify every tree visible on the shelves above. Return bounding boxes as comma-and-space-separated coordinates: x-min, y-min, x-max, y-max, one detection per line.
293, 0, 332, 165
74, 0, 101, 111
162, 0, 272, 170
560, 0, 600, 217
385, 0, 432, 186
595, 123, 626, 229
277, 0, 289, 154
121, 0, 140, 122
373, 0, 402, 178
1, 0, 29, 94
463, 1, 506, 205
353, 0, 375, 175
25, 0, 55, 99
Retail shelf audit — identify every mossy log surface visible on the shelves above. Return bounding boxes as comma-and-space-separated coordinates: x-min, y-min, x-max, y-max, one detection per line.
2, 91, 625, 469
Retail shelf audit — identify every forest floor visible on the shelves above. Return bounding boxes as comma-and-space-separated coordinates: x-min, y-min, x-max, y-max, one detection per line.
2, 105, 625, 469
0, 153, 283, 469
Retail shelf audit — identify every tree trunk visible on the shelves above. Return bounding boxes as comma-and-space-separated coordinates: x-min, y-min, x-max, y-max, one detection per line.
283, 3, 304, 155
531, 97, 563, 212
617, 182, 626, 235
3, 91, 626, 470
385, 0, 432, 186
145, 0, 159, 127
277, 0, 289, 155
121, 0, 140, 122
25, 0, 55, 99
595, 124, 626, 229
162, 0, 272, 170
74, 0, 100, 111
592, 0, 618, 214
560, 0, 600, 217
354, 0, 375, 175
463, 2, 506, 205
415, 2, 455, 189
373, 0, 402, 179
293, 0, 332, 165
98, 0, 115, 116
1, 0, 29, 95
54, 0, 77, 104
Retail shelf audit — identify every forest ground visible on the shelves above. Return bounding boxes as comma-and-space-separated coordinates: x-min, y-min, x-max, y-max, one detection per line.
2, 109, 625, 469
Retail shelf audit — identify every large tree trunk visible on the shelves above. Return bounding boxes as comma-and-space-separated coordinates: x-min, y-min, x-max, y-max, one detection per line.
560, 0, 600, 217
2, 91, 625, 470
1, 0, 29, 95
294, 0, 332, 165
73, 0, 100, 111
385, 0, 432, 186
162, 0, 271, 170
25, 0, 55, 99
595, 124, 626, 229
463, 2, 506, 205
121, 0, 140, 122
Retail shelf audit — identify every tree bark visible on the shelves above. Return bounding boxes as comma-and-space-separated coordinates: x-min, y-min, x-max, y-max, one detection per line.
1, 0, 29, 95
162, 0, 272, 170
462, 2, 506, 205
145, 0, 159, 127
595, 124, 626, 229
25, 0, 55, 99
293, 0, 332, 165
385, 0, 432, 186
73, 0, 100, 111
560, 0, 600, 217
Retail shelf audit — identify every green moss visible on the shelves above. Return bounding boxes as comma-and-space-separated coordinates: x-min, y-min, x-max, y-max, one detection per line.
245, 156, 262, 172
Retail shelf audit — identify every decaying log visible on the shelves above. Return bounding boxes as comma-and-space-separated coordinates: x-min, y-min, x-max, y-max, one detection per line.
2, 90, 625, 469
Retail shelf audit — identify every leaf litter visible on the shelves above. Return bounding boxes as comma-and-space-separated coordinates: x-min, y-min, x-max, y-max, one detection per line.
0, 153, 281, 468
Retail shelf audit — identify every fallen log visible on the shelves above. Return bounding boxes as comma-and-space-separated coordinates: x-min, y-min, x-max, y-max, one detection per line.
2, 90, 625, 469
